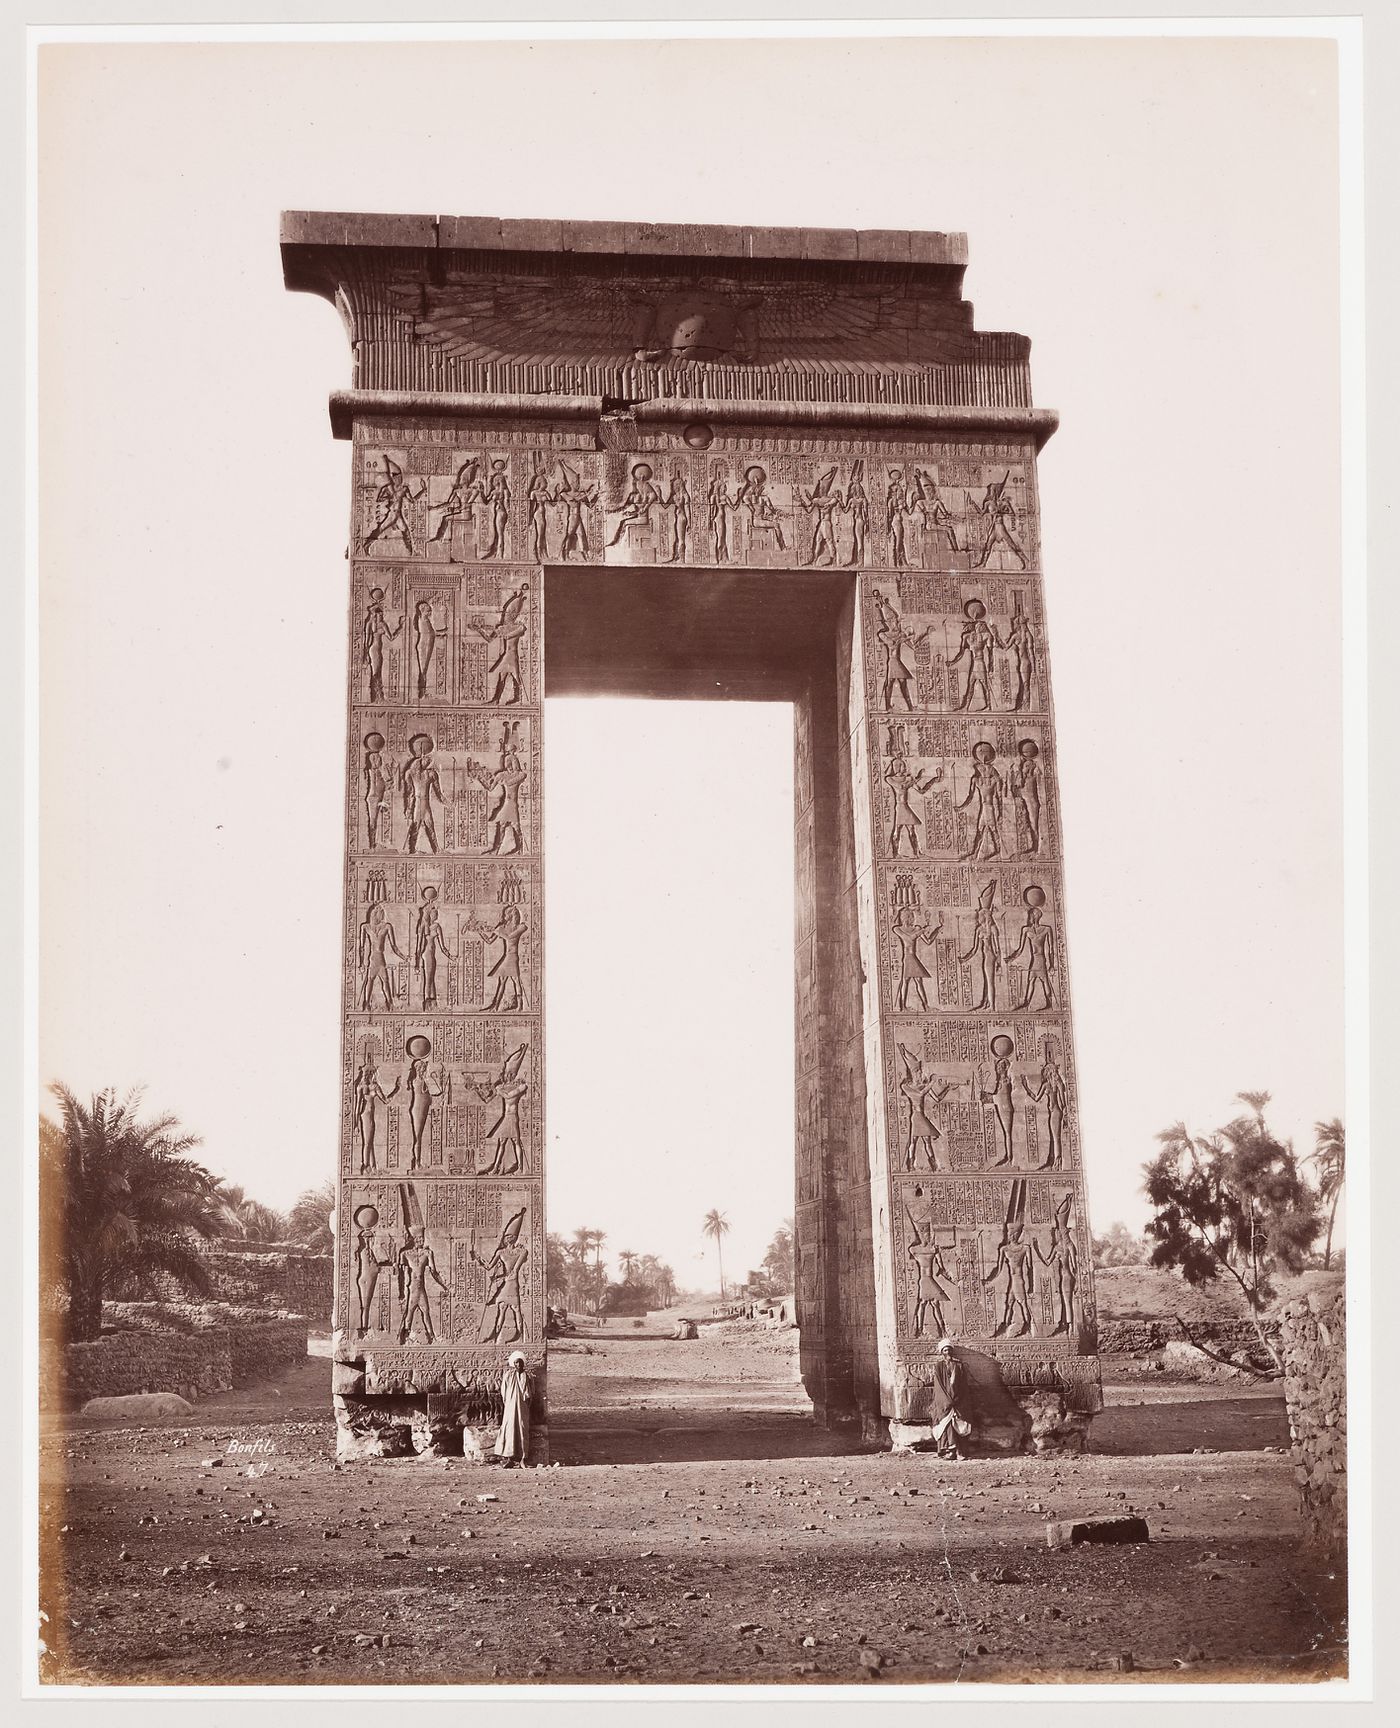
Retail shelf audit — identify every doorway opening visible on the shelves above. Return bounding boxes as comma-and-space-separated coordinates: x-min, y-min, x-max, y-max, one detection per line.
542, 566, 863, 1462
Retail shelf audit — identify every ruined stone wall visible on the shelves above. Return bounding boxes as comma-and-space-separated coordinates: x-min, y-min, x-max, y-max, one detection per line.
1097, 1317, 1274, 1357
1278, 1277, 1346, 1555
159, 1244, 333, 1323
50, 1318, 308, 1411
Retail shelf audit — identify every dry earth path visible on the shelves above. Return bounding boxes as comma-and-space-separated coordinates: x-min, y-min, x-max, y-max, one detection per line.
38, 1319, 1344, 1687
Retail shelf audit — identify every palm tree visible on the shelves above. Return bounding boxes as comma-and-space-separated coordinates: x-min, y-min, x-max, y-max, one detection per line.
589, 1228, 608, 1311
568, 1227, 592, 1310
702, 1208, 730, 1300
216, 1182, 287, 1243
286, 1179, 335, 1253
617, 1249, 639, 1282
1305, 1118, 1346, 1269
39, 1085, 224, 1341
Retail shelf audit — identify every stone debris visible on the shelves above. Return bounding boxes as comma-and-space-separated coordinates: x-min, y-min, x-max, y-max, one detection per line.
1046, 1516, 1150, 1548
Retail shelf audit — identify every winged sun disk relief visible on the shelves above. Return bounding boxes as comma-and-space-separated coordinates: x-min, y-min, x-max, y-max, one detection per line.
384, 275, 970, 369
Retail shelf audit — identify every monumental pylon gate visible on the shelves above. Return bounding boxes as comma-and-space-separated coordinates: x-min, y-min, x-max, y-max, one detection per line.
282, 212, 1102, 1460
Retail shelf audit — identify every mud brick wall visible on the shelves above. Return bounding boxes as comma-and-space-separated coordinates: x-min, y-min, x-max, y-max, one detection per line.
1278, 1278, 1346, 1554
51, 1319, 308, 1411
55, 1332, 235, 1408
198, 1244, 334, 1323
1097, 1318, 1275, 1357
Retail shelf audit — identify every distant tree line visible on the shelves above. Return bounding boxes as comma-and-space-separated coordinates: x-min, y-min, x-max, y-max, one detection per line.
545, 1229, 678, 1317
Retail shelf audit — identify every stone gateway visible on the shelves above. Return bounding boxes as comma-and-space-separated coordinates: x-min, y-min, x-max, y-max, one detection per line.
282, 211, 1102, 1461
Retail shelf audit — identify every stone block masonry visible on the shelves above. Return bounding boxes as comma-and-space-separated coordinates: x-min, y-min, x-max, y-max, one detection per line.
1277, 1275, 1346, 1556
49, 1315, 308, 1411
283, 211, 1101, 1456
153, 1242, 333, 1325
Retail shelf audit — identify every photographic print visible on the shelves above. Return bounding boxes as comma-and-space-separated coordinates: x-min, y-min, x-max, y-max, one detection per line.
31, 22, 1359, 1696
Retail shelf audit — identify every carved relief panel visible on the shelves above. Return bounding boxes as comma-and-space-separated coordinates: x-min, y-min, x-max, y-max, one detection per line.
893, 1174, 1093, 1350
350, 710, 540, 859
612, 434, 1039, 572
340, 422, 554, 1381
861, 574, 1047, 714
340, 1177, 544, 1385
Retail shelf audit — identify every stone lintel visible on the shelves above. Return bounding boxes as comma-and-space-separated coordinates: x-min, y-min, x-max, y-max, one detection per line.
281, 209, 968, 278
328, 387, 1059, 448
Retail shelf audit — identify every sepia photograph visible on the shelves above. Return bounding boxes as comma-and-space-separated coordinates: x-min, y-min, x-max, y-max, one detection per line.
25, 13, 1370, 1701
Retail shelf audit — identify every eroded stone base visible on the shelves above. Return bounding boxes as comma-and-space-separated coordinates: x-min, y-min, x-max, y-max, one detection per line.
888, 1346, 1101, 1457
333, 1392, 550, 1463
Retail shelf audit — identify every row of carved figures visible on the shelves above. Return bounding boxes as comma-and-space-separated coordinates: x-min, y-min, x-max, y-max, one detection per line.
359, 452, 1031, 571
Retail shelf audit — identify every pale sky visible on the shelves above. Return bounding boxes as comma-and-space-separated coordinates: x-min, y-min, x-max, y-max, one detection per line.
38, 35, 1344, 1279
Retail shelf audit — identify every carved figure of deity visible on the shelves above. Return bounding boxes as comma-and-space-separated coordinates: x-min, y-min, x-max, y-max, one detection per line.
999, 602, 1039, 711
664, 468, 691, 563
473, 583, 529, 707
362, 455, 425, 554
984, 1219, 1035, 1336
958, 741, 1005, 862
401, 735, 443, 855
885, 750, 941, 857
402, 1036, 447, 1172
898, 1044, 953, 1171
735, 464, 786, 552
978, 1034, 1017, 1167
797, 467, 842, 567
885, 469, 911, 568
972, 472, 1028, 570
526, 457, 555, 563
470, 1043, 529, 1175
413, 886, 451, 1009
870, 588, 931, 711
607, 461, 660, 546
411, 599, 441, 699
360, 587, 401, 702
363, 730, 391, 850
1011, 738, 1044, 856
358, 901, 404, 1011
467, 727, 528, 856
911, 468, 960, 553
891, 905, 944, 1014
908, 1235, 955, 1338
471, 902, 529, 1012
1021, 1038, 1069, 1169
948, 599, 998, 713
842, 461, 869, 566
429, 456, 481, 557
480, 460, 513, 560
1009, 884, 1056, 1011
397, 1223, 448, 1344
1035, 1195, 1080, 1333
352, 1055, 400, 1173
707, 471, 733, 562
555, 463, 599, 560
959, 879, 1003, 1011
352, 1203, 395, 1333
474, 1208, 529, 1345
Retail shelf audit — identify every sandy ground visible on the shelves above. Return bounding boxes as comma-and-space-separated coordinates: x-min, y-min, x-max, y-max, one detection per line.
38, 1315, 1346, 1687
